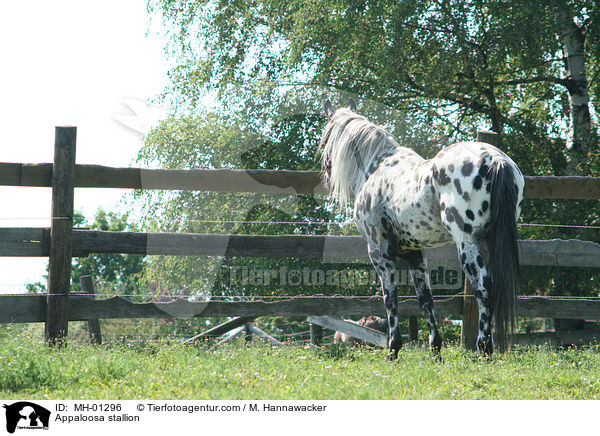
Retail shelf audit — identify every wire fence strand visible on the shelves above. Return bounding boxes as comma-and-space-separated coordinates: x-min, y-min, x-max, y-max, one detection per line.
3, 216, 600, 230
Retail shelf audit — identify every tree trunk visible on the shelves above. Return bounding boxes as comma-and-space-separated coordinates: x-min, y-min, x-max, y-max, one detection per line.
554, 3, 591, 175
553, 3, 592, 337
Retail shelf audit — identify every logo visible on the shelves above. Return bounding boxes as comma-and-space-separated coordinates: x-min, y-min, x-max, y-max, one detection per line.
3, 402, 50, 433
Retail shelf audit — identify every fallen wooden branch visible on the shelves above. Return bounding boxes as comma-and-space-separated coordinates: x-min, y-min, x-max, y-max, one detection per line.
307, 315, 388, 348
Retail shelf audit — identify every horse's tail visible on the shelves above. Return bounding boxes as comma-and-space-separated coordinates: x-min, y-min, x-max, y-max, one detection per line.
485, 159, 520, 351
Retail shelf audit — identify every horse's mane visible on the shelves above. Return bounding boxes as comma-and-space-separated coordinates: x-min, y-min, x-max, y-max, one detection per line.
320, 109, 401, 209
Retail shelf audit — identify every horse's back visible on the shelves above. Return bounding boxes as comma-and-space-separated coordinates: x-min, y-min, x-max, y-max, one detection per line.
353, 141, 524, 250
430, 141, 524, 240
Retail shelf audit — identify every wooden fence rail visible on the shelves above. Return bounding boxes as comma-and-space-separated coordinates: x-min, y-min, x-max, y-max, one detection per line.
1, 228, 599, 268
3, 295, 600, 324
1, 162, 600, 199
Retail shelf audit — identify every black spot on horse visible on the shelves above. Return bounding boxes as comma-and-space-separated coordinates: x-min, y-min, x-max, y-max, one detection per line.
476, 255, 484, 268
462, 191, 470, 201
469, 262, 476, 276
478, 163, 490, 180
438, 168, 451, 185
381, 217, 393, 233
483, 275, 492, 290
473, 175, 482, 190
482, 200, 489, 212
388, 159, 399, 166
453, 179, 463, 195
466, 209, 474, 220
461, 161, 473, 176
448, 206, 465, 230
463, 223, 473, 233
463, 262, 474, 276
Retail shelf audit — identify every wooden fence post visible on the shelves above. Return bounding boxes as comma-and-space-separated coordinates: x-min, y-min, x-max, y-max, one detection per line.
80, 275, 102, 345
310, 323, 323, 346
477, 130, 501, 148
46, 126, 76, 345
461, 130, 500, 350
408, 316, 418, 342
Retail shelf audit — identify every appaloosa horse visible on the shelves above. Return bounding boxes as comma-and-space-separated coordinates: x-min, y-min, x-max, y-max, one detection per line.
320, 100, 524, 358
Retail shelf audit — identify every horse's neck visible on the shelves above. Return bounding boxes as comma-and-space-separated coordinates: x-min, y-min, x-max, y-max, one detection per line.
354, 146, 423, 195
352, 145, 401, 192
394, 147, 424, 162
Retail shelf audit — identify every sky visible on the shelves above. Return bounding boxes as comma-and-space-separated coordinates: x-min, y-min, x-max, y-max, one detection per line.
0, 1, 171, 292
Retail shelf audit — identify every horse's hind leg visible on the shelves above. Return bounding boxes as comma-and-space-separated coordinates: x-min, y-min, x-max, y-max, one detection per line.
401, 251, 443, 353
367, 245, 403, 360
457, 239, 493, 354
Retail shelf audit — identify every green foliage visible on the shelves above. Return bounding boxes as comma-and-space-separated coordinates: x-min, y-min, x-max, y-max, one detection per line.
149, 0, 599, 147
71, 209, 145, 296
26, 209, 145, 297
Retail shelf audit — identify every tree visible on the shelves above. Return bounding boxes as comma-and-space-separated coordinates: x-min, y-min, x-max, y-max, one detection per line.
143, 0, 600, 336
150, 0, 599, 171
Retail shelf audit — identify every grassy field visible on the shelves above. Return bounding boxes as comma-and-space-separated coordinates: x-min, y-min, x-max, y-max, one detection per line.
1, 333, 599, 400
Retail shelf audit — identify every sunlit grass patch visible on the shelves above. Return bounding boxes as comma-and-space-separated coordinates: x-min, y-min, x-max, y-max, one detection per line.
0, 334, 598, 399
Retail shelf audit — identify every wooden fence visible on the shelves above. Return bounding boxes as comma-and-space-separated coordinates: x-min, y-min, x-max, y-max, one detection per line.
2, 161, 600, 199
1, 127, 600, 346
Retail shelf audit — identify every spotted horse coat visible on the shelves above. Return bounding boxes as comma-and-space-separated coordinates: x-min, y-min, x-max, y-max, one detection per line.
320, 100, 524, 358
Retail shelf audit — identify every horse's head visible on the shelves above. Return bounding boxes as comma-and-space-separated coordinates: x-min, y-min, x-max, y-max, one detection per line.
324, 98, 356, 120
319, 98, 399, 210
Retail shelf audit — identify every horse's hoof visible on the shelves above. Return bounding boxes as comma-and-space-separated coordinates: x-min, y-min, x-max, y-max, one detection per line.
385, 350, 399, 361
477, 336, 494, 356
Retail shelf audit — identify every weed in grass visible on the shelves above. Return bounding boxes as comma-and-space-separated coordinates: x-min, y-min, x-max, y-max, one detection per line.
314, 344, 355, 360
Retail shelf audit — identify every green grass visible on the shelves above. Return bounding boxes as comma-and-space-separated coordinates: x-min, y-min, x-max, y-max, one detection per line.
1, 334, 599, 399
